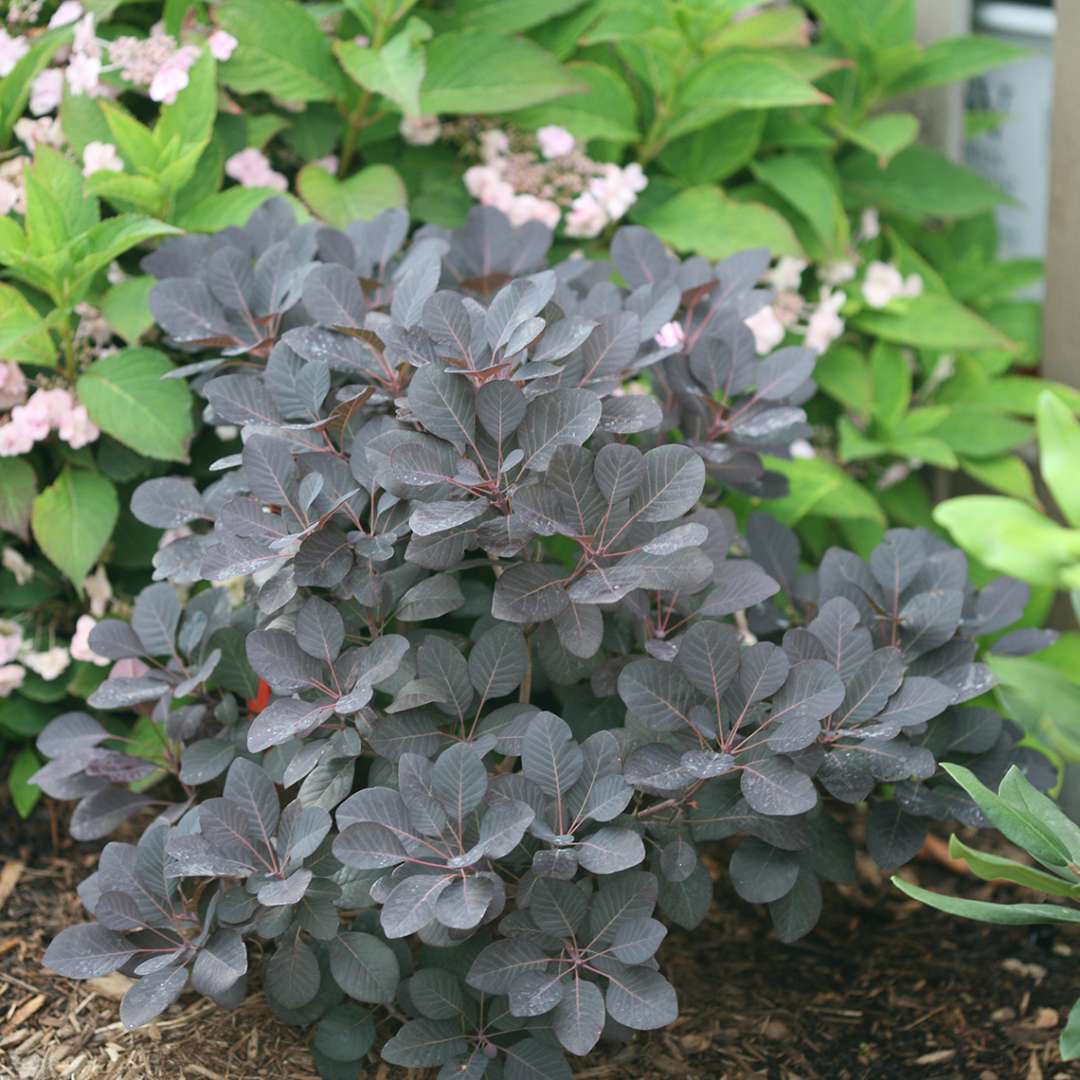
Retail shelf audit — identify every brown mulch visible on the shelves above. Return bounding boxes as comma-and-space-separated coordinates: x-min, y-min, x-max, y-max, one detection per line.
3, 799, 1080, 1080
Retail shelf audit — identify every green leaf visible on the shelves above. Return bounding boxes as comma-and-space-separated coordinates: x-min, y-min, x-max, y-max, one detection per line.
156, 49, 217, 149
666, 52, 829, 143
77, 348, 194, 462
0, 284, 54, 367
885, 435, 958, 469
336, 18, 430, 118
888, 36, 1028, 97
9, 744, 42, 819
218, 0, 349, 102
869, 342, 911, 430
58, 93, 111, 157
636, 186, 801, 261
1062, 999, 1080, 1061
812, 344, 871, 416
959, 455, 1036, 503
751, 152, 846, 252
998, 766, 1080, 868
892, 876, 1080, 926
450, 0, 589, 33
942, 763, 1073, 871
0, 31, 64, 145
0, 696, 51, 738
101, 276, 155, 345
762, 455, 885, 526
853, 293, 1015, 353
839, 113, 919, 165
990, 654, 1080, 761
938, 374, 1080, 417
0, 459, 37, 542
101, 101, 160, 173
837, 416, 886, 463
511, 61, 640, 143
1037, 391, 1080, 529
934, 495, 1080, 587
947, 835, 1080, 899
420, 31, 585, 114
70, 216, 181, 293
174, 186, 284, 232
840, 145, 1010, 220
933, 407, 1032, 460
657, 111, 765, 185
84, 172, 163, 215
296, 164, 406, 228
31, 467, 119, 586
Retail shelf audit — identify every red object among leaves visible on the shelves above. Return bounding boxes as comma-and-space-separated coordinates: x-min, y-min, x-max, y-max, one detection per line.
248, 679, 271, 715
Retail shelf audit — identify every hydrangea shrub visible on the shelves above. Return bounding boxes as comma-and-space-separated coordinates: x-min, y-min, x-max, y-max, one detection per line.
36, 206, 1048, 1077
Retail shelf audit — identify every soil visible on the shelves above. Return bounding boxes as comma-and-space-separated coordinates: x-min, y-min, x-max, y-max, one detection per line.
2, 796, 1079, 1080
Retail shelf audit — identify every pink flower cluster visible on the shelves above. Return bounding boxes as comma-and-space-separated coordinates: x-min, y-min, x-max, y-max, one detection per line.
225, 148, 287, 192
108, 23, 198, 104
463, 125, 647, 236
0, 387, 99, 457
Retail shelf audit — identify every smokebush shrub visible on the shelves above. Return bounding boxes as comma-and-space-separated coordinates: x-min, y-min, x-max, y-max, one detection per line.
36, 206, 1048, 1077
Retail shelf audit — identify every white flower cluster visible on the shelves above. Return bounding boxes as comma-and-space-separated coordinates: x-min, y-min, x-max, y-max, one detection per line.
463, 125, 647, 236
0, 562, 113, 698
738, 217, 925, 358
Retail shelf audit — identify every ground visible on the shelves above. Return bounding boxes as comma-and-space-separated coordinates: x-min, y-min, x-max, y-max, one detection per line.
2, 799, 1079, 1080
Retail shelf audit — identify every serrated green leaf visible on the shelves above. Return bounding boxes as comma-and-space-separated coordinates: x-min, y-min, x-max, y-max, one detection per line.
0, 284, 54, 367
853, 292, 1015, 353
888, 35, 1028, 97
762, 455, 885, 526
636, 186, 801, 261
657, 111, 765, 185
31, 467, 118, 586
839, 113, 919, 165
420, 31, 585, 114
752, 152, 846, 252
666, 52, 829, 143
512, 61, 640, 143
218, 0, 349, 101
336, 19, 430, 118
100, 276, 155, 345
0, 458, 37, 542
77, 348, 194, 461
840, 145, 1010, 220
296, 164, 406, 228
173, 186, 284, 232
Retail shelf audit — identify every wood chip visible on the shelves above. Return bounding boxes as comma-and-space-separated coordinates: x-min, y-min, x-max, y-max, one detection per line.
1031, 1007, 1060, 1029
0, 861, 24, 911
86, 973, 133, 1000
5, 992, 45, 1030
915, 1049, 957, 1065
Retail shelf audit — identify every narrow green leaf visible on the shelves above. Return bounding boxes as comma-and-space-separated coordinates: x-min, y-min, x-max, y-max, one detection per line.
947, 835, 1080, 898
893, 875, 1080, 925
